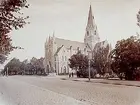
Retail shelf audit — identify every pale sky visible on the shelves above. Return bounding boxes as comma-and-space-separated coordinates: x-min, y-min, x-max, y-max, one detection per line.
6, 0, 140, 63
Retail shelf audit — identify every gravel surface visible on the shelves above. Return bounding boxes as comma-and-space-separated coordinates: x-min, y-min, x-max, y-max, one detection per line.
0, 76, 140, 105
0, 77, 89, 105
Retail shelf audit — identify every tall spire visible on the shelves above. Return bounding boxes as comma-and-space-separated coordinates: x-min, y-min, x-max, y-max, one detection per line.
84, 5, 100, 50
86, 5, 95, 29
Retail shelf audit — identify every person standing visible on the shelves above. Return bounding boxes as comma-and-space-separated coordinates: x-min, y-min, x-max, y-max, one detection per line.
72, 72, 74, 77
69, 69, 72, 78
69, 73, 71, 78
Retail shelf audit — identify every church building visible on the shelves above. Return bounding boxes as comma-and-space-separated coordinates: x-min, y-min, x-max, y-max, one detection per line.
44, 5, 110, 75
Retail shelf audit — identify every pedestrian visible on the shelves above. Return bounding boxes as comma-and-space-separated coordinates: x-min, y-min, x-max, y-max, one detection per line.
69, 73, 71, 78
72, 72, 74, 78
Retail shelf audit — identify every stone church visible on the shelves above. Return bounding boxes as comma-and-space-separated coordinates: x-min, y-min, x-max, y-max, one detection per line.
44, 5, 110, 75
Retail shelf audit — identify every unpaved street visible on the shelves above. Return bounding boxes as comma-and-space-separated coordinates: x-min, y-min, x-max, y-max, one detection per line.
0, 76, 140, 105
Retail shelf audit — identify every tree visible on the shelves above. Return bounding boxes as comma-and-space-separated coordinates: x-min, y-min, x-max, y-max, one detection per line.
30, 57, 37, 74
0, 54, 7, 64
69, 51, 88, 71
36, 57, 45, 75
20, 59, 28, 74
0, 0, 29, 64
69, 51, 96, 78
1, 57, 45, 76
110, 36, 140, 80
4, 58, 21, 75
93, 43, 110, 75
29, 57, 45, 75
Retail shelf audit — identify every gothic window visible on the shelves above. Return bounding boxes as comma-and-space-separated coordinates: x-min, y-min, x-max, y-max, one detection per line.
63, 66, 66, 74
65, 56, 67, 61
95, 30, 96, 35
87, 31, 89, 36
61, 67, 62, 73
70, 46, 72, 49
84, 48, 86, 51
62, 56, 64, 61
77, 47, 80, 51
55, 63, 57, 70
58, 62, 59, 72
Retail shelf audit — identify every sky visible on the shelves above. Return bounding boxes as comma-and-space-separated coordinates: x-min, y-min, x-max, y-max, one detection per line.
3, 0, 140, 65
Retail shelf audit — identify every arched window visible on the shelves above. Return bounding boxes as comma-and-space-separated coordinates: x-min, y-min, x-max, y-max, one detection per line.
87, 31, 89, 36
84, 48, 86, 51
61, 67, 62, 73
77, 47, 80, 51
70, 46, 72, 50
95, 30, 96, 35
62, 56, 64, 61
55, 63, 57, 70
65, 56, 67, 61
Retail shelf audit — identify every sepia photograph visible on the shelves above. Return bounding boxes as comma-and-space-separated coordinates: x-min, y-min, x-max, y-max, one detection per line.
0, 0, 140, 105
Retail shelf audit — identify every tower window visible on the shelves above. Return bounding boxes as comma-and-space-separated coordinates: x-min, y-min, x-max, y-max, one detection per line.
87, 31, 89, 36
62, 56, 64, 61
55, 63, 57, 70
65, 56, 67, 61
95, 30, 96, 35
84, 48, 86, 51
77, 47, 80, 51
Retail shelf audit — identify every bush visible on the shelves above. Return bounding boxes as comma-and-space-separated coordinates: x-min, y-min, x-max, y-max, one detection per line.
77, 68, 97, 78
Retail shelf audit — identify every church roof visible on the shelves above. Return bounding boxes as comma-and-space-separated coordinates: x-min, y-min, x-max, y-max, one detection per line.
55, 38, 85, 50
94, 40, 109, 51
54, 45, 64, 56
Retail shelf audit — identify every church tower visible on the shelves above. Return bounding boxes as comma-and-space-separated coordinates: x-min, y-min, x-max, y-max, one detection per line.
84, 5, 100, 50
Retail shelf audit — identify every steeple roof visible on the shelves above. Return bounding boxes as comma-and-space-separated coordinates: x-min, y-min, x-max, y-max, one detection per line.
86, 5, 95, 29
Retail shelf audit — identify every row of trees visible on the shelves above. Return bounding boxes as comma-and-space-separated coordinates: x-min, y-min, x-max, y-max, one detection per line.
1, 57, 46, 76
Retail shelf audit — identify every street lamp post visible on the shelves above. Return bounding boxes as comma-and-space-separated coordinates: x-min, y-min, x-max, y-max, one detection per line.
88, 59, 91, 81
86, 43, 93, 82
